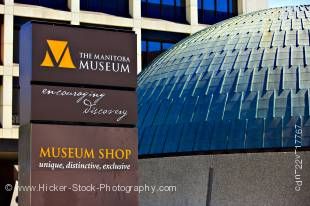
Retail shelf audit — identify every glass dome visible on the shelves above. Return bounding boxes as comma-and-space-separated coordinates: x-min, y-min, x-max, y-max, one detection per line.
138, 5, 310, 155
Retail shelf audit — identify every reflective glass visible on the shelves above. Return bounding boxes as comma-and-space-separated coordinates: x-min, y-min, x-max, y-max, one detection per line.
138, 6, 310, 155
148, 41, 161, 52
142, 0, 186, 23
178, 123, 199, 152
15, 0, 68, 10
80, 0, 129, 17
216, 0, 228, 12
264, 118, 282, 148
150, 125, 169, 154
162, 124, 185, 153
204, 0, 215, 10
162, 0, 174, 5
198, 0, 237, 24
209, 121, 230, 150
142, 40, 147, 52
227, 120, 246, 149
162, 42, 174, 50
194, 122, 213, 151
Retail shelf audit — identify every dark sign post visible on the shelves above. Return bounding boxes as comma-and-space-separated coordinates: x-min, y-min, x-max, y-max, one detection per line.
19, 22, 139, 206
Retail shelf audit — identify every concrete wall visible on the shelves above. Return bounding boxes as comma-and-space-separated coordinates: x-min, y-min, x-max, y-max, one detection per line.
138, 151, 310, 206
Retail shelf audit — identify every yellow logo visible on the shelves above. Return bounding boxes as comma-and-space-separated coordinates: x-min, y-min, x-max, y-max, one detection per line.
41, 40, 76, 69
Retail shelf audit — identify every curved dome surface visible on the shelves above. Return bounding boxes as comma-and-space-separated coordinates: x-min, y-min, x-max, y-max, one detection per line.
138, 5, 310, 155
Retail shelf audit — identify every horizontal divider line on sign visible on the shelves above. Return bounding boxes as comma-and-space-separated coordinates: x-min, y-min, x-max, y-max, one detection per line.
30, 81, 137, 92
28, 120, 136, 128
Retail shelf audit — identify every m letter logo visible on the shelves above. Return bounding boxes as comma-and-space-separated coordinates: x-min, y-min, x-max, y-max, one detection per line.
41, 40, 76, 69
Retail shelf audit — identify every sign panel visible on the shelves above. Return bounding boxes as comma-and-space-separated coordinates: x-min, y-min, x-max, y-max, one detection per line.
19, 21, 139, 206
19, 124, 138, 206
20, 22, 137, 88
20, 85, 137, 125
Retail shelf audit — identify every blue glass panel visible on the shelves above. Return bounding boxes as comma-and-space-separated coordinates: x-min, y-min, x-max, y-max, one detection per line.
257, 91, 274, 118
216, 0, 228, 12
229, 0, 233, 13
175, 0, 186, 22
15, 0, 68, 10
264, 118, 282, 148
199, 0, 237, 24
80, 0, 129, 17
149, 125, 170, 154
142, 102, 161, 127
223, 93, 242, 120
207, 94, 227, 121
153, 100, 172, 125
240, 91, 258, 119
147, 0, 161, 19
138, 125, 145, 143
194, 122, 213, 151
169, 76, 188, 98
150, 78, 167, 101
141, 0, 148, 16
139, 80, 158, 104
149, 0, 160, 3
180, 75, 196, 97
246, 118, 264, 149
142, 0, 185, 23
204, 0, 215, 10
178, 96, 198, 123
138, 126, 157, 154
137, 101, 152, 127
209, 120, 230, 150
165, 98, 185, 124
142, 40, 147, 52
175, 0, 184, 6
274, 90, 290, 117
207, 70, 225, 94
192, 72, 212, 96
162, 0, 175, 22
162, 0, 174, 5
162, 42, 174, 50
178, 123, 199, 152
302, 137, 310, 147
216, 0, 229, 21
162, 124, 185, 153
192, 94, 212, 122
161, 4, 175, 21
159, 76, 178, 98
148, 41, 161, 52
227, 119, 246, 149
198, 0, 203, 9
80, 0, 101, 12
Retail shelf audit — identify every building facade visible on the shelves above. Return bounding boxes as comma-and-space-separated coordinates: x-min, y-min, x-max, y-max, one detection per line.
0, 0, 267, 205
0, 0, 267, 143
138, 5, 310, 205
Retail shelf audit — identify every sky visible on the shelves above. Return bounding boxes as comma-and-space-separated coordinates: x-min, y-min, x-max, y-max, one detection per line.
269, 0, 310, 7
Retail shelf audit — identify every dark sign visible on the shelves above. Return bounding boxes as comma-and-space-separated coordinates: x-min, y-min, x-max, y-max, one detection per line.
19, 124, 138, 206
20, 22, 137, 88
19, 22, 139, 206
20, 85, 137, 125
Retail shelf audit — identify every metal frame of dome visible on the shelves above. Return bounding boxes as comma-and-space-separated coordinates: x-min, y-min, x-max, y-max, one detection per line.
138, 5, 310, 155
